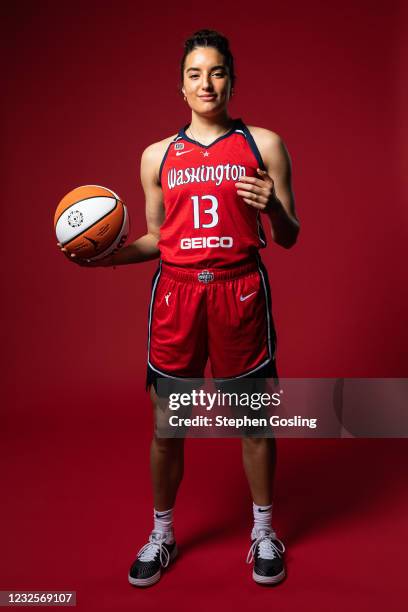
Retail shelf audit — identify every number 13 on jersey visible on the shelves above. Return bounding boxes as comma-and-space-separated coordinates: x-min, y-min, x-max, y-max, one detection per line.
179, 194, 233, 250
191, 194, 219, 229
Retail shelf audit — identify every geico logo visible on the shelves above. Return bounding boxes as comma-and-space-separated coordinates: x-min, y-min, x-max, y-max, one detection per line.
180, 236, 234, 249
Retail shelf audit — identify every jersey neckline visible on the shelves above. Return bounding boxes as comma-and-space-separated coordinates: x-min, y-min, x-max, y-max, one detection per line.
179, 117, 243, 149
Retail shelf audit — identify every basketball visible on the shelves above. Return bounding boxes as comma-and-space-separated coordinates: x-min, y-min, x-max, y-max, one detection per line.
54, 185, 129, 260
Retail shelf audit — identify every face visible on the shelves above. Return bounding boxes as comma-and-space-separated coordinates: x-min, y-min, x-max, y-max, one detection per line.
182, 46, 232, 115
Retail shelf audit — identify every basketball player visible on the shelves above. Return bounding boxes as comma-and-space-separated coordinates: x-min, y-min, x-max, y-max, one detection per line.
60, 29, 299, 586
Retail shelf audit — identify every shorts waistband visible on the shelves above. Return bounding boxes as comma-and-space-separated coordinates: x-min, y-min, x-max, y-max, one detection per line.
160, 260, 259, 283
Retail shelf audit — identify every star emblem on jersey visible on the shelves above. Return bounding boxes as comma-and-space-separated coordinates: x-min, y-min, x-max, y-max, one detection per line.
201, 150, 210, 157
240, 291, 257, 301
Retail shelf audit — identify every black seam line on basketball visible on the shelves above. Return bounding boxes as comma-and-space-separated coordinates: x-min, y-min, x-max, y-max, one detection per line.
55, 195, 118, 227
89, 205, 127, 258
88, 209, 126, 259
84, 236, 99, 249
180, 117, 240, 149
61, 199, 120, 247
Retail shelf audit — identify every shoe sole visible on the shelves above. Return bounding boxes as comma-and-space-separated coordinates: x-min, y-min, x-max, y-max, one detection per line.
128, 545, 178, 587
253, 567, 286, 585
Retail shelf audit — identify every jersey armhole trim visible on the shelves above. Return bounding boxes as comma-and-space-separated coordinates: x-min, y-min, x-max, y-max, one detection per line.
239, 121, 267, 171
159, 137, 181, 186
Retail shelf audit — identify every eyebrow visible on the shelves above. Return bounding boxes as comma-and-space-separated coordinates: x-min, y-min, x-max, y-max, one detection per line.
186, 65, 226, 72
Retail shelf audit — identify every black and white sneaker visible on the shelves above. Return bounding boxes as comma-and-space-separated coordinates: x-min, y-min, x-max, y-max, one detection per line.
128, 530, 178, 587
246, 528, 286, 585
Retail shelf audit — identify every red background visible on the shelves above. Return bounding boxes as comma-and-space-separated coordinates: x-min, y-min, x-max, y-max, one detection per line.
1, 1, 407, 610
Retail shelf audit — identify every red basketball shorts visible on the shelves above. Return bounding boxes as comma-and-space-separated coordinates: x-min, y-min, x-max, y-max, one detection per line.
146, 257, 278, 393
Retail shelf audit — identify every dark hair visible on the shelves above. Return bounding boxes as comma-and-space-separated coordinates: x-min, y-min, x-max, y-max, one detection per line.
180, 29, 236, 92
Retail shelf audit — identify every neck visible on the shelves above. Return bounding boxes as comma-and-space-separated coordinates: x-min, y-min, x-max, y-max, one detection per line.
188, 111, 234, 141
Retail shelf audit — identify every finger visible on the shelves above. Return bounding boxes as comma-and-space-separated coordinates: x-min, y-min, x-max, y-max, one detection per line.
241, 191, 268, 206
242, 197, 264, 210
256, 168, 274, 184
235, 176, 265, 187
236, 185, 264, 196
237, 189, 268, 204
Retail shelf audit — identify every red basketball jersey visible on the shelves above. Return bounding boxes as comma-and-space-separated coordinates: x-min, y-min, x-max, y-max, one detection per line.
158, 118, 268, 268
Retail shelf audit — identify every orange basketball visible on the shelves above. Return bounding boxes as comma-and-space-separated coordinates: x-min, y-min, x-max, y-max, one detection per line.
54, 185, 129, 260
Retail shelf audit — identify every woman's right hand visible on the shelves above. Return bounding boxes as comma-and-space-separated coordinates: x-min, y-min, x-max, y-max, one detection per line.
56, 243, 114, 267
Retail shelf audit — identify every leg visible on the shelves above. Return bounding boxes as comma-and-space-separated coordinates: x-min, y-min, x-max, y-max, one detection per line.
128, 385, 184, 587
241, 436, 277, 505
150, 384, 185, 510
242, 435, 286, 585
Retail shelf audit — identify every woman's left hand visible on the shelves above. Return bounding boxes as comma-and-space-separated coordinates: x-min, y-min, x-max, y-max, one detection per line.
235, 168, 280, 213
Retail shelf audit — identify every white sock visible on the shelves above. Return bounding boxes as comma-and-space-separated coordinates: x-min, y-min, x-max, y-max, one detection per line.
153, 507, 174, 543
251, 502, 275, 540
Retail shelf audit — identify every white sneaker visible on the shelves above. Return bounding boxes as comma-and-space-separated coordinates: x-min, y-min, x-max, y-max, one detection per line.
128, 531, 178, 587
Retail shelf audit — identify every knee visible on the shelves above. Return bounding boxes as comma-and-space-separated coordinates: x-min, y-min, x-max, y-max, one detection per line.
152, 434, 184, 452
241, 436, 274, 452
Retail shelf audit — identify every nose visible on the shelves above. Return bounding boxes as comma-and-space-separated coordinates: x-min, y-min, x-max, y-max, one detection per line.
202, 73, 213, 91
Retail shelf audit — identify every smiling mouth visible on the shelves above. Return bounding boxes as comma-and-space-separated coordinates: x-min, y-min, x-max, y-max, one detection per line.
200, 95, 216, 99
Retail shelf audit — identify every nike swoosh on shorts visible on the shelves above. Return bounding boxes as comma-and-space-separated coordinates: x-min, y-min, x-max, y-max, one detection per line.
240, 291, 257, 301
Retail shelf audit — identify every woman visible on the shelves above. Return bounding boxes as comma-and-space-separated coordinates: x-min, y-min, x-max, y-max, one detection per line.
61, 29, 299, 587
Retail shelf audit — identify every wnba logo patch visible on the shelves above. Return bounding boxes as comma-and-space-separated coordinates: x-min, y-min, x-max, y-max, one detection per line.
174, 142, 184, 151
197, 270, 214, 283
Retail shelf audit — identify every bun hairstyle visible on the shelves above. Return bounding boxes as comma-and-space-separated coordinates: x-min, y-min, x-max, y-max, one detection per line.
180, 29, 236, 93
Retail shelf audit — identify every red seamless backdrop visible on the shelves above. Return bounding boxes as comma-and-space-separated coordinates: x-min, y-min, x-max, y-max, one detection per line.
1, 1, 407, 610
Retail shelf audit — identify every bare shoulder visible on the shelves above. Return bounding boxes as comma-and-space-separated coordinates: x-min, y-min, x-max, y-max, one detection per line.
141, 133, 178, 181
246, 125, 291, 171
246, 125, 282, 143
246, 125, 285, 153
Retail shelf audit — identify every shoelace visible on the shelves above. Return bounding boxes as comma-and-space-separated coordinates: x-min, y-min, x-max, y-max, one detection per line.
246, 529, 285, 564
137, 532, 171, 567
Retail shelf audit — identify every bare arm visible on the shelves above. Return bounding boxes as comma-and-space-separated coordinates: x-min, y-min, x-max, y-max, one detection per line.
236, 128, 300, 249
110, 144, 165, 266
262, 133, 299, 249
59, 142, 166, 267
